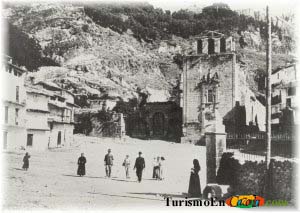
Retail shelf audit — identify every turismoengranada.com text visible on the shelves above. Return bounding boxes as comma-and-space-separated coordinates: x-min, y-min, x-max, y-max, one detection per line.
165, 197, 225, 207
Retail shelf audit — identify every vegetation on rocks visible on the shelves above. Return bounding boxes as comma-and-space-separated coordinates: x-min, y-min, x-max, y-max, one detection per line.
3, 2, 295, 103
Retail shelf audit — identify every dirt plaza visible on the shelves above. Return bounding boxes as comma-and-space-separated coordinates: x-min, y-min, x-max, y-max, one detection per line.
3, 136, 209, 209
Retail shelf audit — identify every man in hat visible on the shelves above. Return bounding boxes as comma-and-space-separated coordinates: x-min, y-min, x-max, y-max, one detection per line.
134, 151, 145, 183
104, 149, 114, 177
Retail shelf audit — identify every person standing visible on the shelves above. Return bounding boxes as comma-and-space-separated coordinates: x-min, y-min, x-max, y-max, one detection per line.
134, 151, 145, 183
153, 157, 160, 180
123, 155, 131, 179
188, 159, 202, 198
104, 149, 114, 178
152, 157, 157, 179
77, 153, 87, 177
159, 156, 165, 180
22, 152, 30, 171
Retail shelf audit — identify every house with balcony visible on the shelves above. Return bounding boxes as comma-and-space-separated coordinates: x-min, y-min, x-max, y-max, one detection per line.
1, 55, 27, 150
25, 84, 51, 150
271, 64, 298, 132
34, 81, 78, 148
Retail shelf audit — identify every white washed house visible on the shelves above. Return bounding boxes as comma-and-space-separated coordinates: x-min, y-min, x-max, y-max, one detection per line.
1, 55, 27, 150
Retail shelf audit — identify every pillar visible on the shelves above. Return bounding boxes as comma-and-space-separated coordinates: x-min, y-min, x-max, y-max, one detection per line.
205, 132, 226, 184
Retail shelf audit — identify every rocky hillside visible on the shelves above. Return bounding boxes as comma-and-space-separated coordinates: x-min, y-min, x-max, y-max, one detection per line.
3, 3, 175, 103
3, 2, 295, 105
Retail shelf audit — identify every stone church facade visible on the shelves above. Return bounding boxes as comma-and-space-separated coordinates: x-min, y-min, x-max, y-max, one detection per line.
181, 31, 265, 143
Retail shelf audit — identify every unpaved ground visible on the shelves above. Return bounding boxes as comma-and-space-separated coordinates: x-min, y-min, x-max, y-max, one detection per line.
3, 136, 208, 210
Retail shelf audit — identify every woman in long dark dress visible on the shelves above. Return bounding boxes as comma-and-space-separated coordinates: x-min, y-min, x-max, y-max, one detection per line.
22, 152, 30, 171
77, 153, 86, 176
188, 159, 202, 198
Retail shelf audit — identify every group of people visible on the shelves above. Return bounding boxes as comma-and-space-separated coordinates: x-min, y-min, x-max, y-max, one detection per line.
22, 150, 202, 198
77, 149, 202, 198
77, 149, 146, 183
152, 156, 165, 180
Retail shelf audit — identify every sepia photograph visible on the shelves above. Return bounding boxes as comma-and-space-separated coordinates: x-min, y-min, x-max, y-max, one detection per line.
0, 0, 299, 211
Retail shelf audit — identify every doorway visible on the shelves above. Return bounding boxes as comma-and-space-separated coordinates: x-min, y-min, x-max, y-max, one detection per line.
57, 131, 61, 146
152, 112, 165, 137
27, 134, 33, 147
208, 38, 215, 54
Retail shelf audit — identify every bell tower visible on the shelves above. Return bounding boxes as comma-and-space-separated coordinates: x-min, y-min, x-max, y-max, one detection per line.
181, 30, 237, 144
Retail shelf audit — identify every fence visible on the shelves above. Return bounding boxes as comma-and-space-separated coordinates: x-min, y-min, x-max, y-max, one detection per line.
226, 132, 295, 159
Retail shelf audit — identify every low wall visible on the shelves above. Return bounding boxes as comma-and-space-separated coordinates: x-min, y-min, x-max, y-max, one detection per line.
216, 152, 296, 204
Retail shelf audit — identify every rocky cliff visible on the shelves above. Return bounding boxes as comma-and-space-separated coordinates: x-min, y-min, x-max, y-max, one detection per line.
3, 3, 295, 105
4, 3, 176, 103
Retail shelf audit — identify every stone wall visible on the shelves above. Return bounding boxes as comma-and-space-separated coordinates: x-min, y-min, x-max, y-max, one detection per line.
183, 54, 237, 124
216, 153, 296, 204
125, 102, 182, 142
89, 112, 125, 138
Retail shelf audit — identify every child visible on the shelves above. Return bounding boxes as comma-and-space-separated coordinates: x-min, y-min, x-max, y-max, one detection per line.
22, 152, 30, 171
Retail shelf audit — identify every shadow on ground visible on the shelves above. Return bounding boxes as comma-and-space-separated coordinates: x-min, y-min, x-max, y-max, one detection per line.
129, 192, 188, 199
63, 174, 137, 182
87, 192, 164, 201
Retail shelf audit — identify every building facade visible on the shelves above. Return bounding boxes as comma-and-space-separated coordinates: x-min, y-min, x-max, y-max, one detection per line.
25, 85, 51, 150
181, 31, 265, 143
124, 101, 182, 142
35, 81, 77, 148
271, 64, 298, 132
1, 55, 27, 150
2, 56, 78, 151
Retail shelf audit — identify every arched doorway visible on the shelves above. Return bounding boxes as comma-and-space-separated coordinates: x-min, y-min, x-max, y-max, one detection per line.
152, 112, 165, 137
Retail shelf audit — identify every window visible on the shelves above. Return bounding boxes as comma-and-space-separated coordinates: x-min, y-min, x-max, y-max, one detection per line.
49, 122, 54, 130
288, 87, 296, 96
207, 90, 214, 103
15, 108, 19, 125
286, 98, 291, 107
16, 86, 19, 103
277, 73, 280, 79
27, 134, 33, 146
5, 106, 8, 124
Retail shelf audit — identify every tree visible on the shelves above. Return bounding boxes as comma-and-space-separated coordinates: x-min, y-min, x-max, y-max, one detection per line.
6, 22, 58, 70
